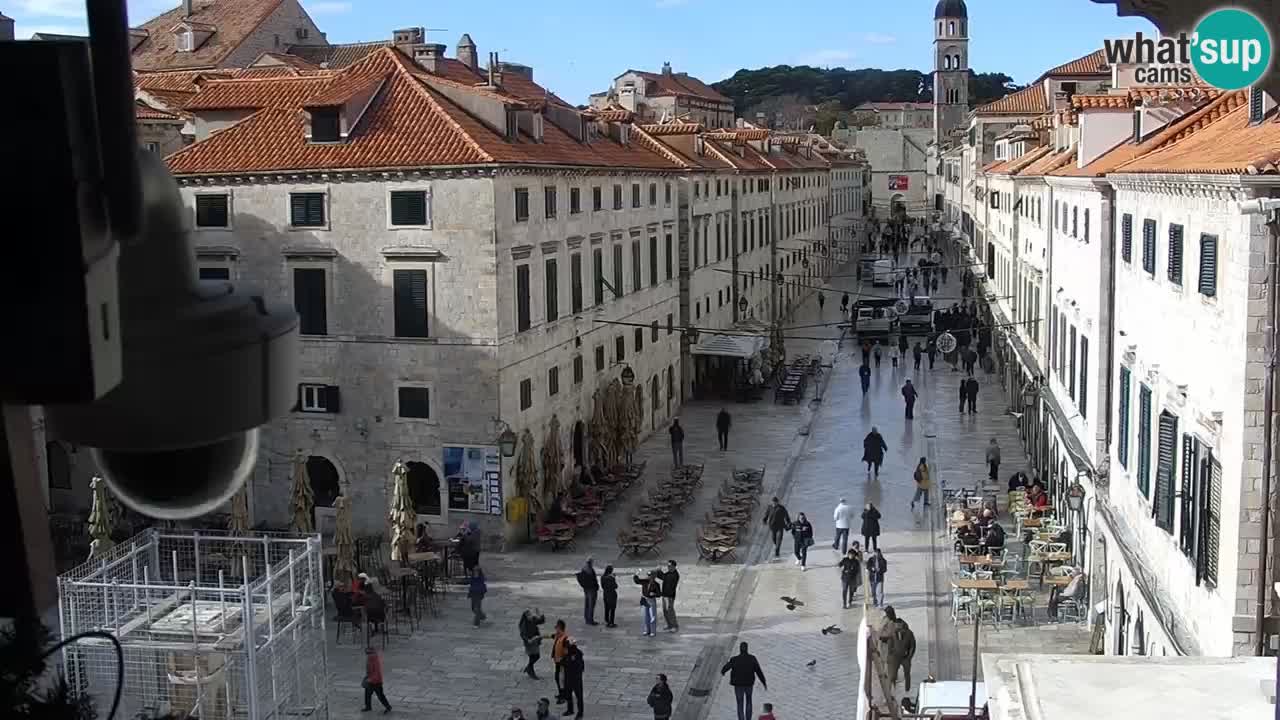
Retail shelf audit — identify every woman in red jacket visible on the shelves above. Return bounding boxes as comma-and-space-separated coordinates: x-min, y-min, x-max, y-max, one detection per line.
363, 647, 392, 713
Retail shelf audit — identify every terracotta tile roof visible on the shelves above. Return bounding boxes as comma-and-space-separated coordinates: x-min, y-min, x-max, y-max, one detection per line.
638, 122, 705, 136
287, 41, 391, 69
131, 0, 287, 72
1072, 94, 1132, 110
854, 102, 935, 111
166, 48, 680, 175
1031, 113, 1054, 130
633, 70, 731, 103
1039, 49, 1108, 79
251, 52, 319, 71
1019, 144, 1078, 176
982, 158, 1004, 172
303, 73, 386, 108
1112, 92, 1280, 174
136, 69, 236, 91
1056, 90, 1245, 177
975, 84, 1048, 115
589, 109, 634, 122
985, 144, 1054, 175
1129, 86, 1221, 105
135, 100, 182, 121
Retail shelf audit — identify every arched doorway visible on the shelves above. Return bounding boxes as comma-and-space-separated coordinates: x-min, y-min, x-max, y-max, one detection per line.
307, 455, 341, 510
572, 422, 585, 468
1133, 611, 1146, 656
406, 461, 442, 516
667, 365, 675, 414
1115, 583, 1128, 656
651, 375, 660, 430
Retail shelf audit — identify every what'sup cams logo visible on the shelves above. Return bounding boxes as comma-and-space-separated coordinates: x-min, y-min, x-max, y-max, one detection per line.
1103, 8, 1273, 90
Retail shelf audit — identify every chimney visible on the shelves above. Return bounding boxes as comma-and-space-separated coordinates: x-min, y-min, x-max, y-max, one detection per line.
184, 0, 194, 17
661, 61, 672, 76
412, 43, 446, 74
457, 33, 478, 71
0, 13, 13, 42
488, 51, 503, 89
498, 61, 533, 81
392, 26, 424, 49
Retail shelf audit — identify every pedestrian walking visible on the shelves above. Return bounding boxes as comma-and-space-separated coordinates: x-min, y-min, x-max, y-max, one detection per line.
647, 674, 674, 720
862, 428, 887, 479
986, 438, 1001, 483
963, 348, 978, 376
467, 566, 488, 626
720, 642, 768, 720
867, 548, 887, 607
654, 560, 681, 632
791, 512, 814, 570
763, 497, 792, 558
887, 618, 917, 692
561, 640, 586, 719
832, 498, 853, 553
576, 558, 599, 626
634, 570, 661, 636
668, 418, 685, 468
859, 362, 872, 395
841, 293, 850, 313
861, 340, 872, 366
839, 547, 861, 609
861, 502, 882, 551
889, 344, 900, 368
601, 565, 619, 628
926, 338, 937, 369
901, 379, 918, 419
818, 292, 825, 311
941, 265, 949, 284
958, 379, 969, 415
966, 377, 980, 414
361, 646, 392, 713
912, 342, 923, 370
910, 457, 931, 509
898, 334, 909, 358
519, 609, 548, 679
873, 341, 883, 368
552, 620, 570, 703
716, 408, 732, 451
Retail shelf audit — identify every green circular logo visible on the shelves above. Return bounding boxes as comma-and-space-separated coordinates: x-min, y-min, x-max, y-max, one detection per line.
1192, 8, 1273, 91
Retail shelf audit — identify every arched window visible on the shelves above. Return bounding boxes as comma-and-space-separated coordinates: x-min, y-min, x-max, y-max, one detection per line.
943, 55, 952, 71
961, 21, 966, 35
948, 21, 956, 34
938, 21, 943, 35
953, 54, 962, 70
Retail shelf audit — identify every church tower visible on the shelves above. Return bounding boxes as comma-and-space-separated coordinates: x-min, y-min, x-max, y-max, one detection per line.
933, 0, 970, 146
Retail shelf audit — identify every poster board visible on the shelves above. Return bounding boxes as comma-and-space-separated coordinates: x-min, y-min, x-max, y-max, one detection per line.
443, 445, 503, 515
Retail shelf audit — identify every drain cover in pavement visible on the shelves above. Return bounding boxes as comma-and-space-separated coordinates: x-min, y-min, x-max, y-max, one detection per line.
689, 688, 711, 697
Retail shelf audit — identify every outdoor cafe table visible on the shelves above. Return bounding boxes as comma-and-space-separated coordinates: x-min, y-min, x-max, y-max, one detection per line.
953, 578, 998, 591
958, 554, 993, 567
1037, 552, 1076, 586
1001, 579, 1030, 591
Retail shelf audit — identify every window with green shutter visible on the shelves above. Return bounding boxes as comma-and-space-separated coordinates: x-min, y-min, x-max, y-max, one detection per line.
389, 190, 429, 226
570, 253, 583, 314
1198, 234, 1218, 297
1168, 224, 1184, 284
293, 267, 328, 335
392, 269, 429, 338
1121, 214, 1133, 263
1198, 452, 1221, 586
1137, 383, 1153, 496
1179, 435, 1199, 558
1142, 219, 1156, 275
1154, 411, 1177, 532
649, 236, 658, 286
290, 192, 326, 227
592, 248, 604, 306
195, 194, 230, 228
631, 241, 641, 292
544, 258, 559, 322
515, 264, 531, 332
1079, 335, 1089, 419
1118, 367, 1131, 468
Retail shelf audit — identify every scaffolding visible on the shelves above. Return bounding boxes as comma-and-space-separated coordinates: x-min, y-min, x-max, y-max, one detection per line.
57, 528, 329, 720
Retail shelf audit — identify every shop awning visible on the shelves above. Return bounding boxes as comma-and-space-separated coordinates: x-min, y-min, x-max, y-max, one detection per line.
690, 332, 765, 359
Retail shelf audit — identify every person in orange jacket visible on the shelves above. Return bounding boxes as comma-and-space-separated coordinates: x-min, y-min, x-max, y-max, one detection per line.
362, 646, 391, 713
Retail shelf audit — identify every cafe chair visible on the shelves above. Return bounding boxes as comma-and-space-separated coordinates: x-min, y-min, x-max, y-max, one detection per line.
330, 587, 361, 645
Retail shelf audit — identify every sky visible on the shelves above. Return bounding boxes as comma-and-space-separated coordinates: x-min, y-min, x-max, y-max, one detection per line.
8, 0, 1156, 104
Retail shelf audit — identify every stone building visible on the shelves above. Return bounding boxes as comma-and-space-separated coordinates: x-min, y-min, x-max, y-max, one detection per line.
589, 64, 735, 129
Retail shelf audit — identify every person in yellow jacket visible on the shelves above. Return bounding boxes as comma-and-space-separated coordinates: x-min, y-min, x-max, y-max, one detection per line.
910, 457, 931, 509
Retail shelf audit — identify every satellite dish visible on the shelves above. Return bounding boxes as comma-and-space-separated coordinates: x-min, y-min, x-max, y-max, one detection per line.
893, 299, 910, 316
937, 331, 958, 354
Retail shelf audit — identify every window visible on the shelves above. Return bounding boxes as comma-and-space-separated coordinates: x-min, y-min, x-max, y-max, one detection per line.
1079, 336, 1089, 419
573, 355, 584, 384
1121, 214, 1133, 262
1200, 451, 1222, 586
1142, 218, 1157, 275
615, 335, 625, 362
594, 345, 605, 371
1071, 206, 1078, 237
199, 266, 231, 280
1068, 326, 1077, 399
548, 366, 560, 397
593, 186, 603, 212
1145, 215, 1177, 284
515, 188, 530, 222
397, 386, 431, 419
1049, 310, 1057, 372
1058, 313, 1067, 383
1250, 86, 1267, 123
1179, 435, 1200, 558
649, 236, 659, 286
1118, 367, 1132, 468
293, 267, 328, 335
392, 269, 429, 338
289, 192, 326, 228
297, 383, 339, 413
649, 183, 657, 206
593, 248, 604, 305
194, 194, 230, 228
664, 182, 672, 205
1083, 208, 1090, 242
570, 253, 583, 314
1137, 383, 1153, 497
544, 258, 559, 322
665, 234, 673, 281
613, 184, 623, 210
1198, 234, 1218, 297
389, 190, 429, 226
544, 186, 557, 219
570, 187, 581, 214
631, 183, 641, 208
519, 378, 533, 411
631, 241, 641, 291
651, 321, 659, 343
634, 327, 644, 352
1154, 411, 1178, 532
515, 263, 531, 332
310, 108, 340, 142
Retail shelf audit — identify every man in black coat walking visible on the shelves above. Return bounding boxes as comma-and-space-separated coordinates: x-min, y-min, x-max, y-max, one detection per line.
716, 408, 732, 451
965, 377, 979, 414
763, 497, 791, 558
720, 642, 768, 720
576, 559, 599, 626
654, 560, 681, 632
669, 419, 685, 468
902, 380, 918, 419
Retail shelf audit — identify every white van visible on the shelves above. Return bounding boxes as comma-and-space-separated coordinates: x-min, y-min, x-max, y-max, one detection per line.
916, 680, 987, 720
871, 259, 895, 286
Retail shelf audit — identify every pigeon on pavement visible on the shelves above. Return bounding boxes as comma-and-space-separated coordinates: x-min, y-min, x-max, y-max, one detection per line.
780, 596, 805, 611
805, 659, 817, 668
821, 625, 842, 635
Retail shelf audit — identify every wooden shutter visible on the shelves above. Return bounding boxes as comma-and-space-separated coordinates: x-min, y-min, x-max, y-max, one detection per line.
1153, 412, 1177, 532
544, 258, 558, 322
293, 268, 327, 335
393, 269, 429, 338
1179, 435, 1198, 557
1142, 219, 1156, 274
515, 264, 531, 332
570, 254, 583, 314
290, 193, 325, 227
323, 385, 341, 413
1079, 336, 1089, 419
1137, 384, 1152, 496
1118, 367, 1131, 468
390, 191, 427, 226
1083, 208, 1090, 242
665, 234, 673, 281
1250, 86, 1266, 123
195, 194, 229, 227
649, 236, 658, 286
1168, 224, 1184, 284
592, 249, 604, 306
1198, 234, 1218, 297
1121, 214, 1133, 262
1197, 450, 1221, 587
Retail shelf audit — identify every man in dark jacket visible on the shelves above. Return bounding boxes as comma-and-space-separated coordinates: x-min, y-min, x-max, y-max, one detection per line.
647, 674, 674, 720
862, 427, 887, 478
902, 379, 918, 419
562, 641, 586, 719
859, 362, 872, 395
720, 642, 768, 720
763, 497, 791, 558
576, 559, 599, 626
912, 342, 924, 370
867, 549, 888, 607
887, 619, 917, 692
654, 560, 680, 632
965, 377, 980, 414
669, 419, 685, 468
927, 338, 938, 369
716, 409, 732, 451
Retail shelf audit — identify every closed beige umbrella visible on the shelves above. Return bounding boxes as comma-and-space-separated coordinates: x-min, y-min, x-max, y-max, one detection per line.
87, 476, 115, 560
589, 388, 609, 468
388, 460, 416, 563
288, 450, 315, 534
333, 495, 356, 585
515, 429, 539, 515
542, 414, 564, 497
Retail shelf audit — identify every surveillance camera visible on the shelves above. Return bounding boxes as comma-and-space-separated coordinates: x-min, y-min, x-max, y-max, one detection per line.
44, 152, 298, 520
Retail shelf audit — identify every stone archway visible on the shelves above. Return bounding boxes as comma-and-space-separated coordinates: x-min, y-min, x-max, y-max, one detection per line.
307, 455, 341, 510
406, 461, 442, 517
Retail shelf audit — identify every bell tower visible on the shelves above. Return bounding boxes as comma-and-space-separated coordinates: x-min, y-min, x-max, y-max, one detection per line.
933, 0, 970, 146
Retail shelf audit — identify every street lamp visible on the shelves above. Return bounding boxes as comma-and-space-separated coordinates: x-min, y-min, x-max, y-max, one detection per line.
620, 365, 636, 386
1066, 480, 1087, 513
802, 257, 810, 269
737, 296, 749, 314
494, 420, 518, 458
1022, 379, 1041, 409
